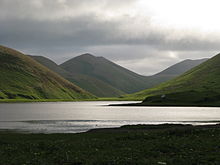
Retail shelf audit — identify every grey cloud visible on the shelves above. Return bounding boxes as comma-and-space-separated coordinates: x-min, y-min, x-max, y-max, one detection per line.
0, 0, 136, 20
1, 16, 219, 53
0, 17, 118, 47
0, 0, 219, 52
0, 0, 220, 75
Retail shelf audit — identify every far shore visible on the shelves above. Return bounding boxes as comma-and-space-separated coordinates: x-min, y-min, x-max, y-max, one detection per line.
2, 98, 220, 108
0, 98, 142, 103
110, 102, 220, 107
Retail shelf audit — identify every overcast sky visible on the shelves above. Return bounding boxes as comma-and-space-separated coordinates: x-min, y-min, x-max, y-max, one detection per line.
1, 0, 220, 75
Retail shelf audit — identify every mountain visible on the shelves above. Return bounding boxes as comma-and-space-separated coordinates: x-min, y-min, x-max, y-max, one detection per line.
31, 54, 207, 98
133, 53, 220, 106
143, 58, 208, 89
0, 45, 95, 100
60, 54, 148, 94
31, 56, 125, 97
154, 58, 208, 77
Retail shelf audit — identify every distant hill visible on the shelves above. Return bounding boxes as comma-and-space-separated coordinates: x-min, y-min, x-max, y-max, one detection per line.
0, 45, 95, 100
155, 58, 208, 77
31, 55, 125, 97
60, 54, 150, 95
143, 58, 208, 89
132, 53, 220, 106
60, 54, 153, 93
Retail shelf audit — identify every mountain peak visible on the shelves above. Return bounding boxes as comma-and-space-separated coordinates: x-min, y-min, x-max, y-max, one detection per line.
78, 53, 95, 58
77, 53, 107, 60
67, 53, 109, 63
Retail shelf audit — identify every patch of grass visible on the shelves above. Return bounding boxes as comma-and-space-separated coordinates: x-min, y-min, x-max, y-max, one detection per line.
1, 124, 220, 165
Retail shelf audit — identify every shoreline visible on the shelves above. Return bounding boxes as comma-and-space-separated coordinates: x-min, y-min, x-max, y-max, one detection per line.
1, 123, 220, 134
0, 98, 142, 103
2, 98, 220, 108
110, 102, 220, 107
1, 120, 220, 134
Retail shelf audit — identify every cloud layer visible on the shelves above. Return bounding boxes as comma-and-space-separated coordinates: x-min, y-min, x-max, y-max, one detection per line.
0, 0, 220, 75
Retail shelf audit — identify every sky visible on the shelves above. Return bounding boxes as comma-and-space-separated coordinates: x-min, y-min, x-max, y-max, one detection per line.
1, 0, 220, 75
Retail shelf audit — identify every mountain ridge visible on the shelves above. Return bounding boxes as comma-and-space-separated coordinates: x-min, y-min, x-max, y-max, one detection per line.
31, 53, 208, 97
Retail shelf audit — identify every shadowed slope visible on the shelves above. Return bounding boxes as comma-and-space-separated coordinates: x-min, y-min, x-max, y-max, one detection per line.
31, 55, 125, 97
60, 54, 148, 94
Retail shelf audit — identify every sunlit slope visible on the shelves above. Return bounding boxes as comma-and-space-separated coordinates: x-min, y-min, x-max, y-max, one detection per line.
143, 58, 208, 89
31, 55, 125, 97
131, 53, 220, 105
0, 45, 95, 100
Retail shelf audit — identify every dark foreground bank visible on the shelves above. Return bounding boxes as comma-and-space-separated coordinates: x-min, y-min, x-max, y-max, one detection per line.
1, 124, 220, 165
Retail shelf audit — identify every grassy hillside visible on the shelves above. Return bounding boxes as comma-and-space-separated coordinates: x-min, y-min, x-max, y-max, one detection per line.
31, 56, 125, 97
143, 58, 208, 89
155, 58, 208, 77
60, 54, 149, 94
130, 53, 220, 106
0, 45, 95, 100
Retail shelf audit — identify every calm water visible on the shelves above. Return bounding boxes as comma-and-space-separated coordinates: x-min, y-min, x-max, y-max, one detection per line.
0, 101, 220, 133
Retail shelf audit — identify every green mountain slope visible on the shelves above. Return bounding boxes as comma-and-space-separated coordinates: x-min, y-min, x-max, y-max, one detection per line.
0, 45, 95, 100
31, 56, 125, 97
132, 53, 220, 106
142, 58, 208, 89
155, 59, 208, 77
60, 54, 148, 94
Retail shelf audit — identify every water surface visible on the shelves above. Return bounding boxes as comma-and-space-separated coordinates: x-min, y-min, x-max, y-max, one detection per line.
0, 101, 220, 133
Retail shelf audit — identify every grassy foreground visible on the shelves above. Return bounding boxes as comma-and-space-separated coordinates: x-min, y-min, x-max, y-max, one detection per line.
1, 124, 220, 165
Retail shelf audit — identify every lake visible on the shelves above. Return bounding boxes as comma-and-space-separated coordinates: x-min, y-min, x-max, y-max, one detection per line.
0, 101, 220, 133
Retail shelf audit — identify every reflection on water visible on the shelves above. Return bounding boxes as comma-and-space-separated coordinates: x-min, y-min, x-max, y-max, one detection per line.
0, 101, 220, 133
